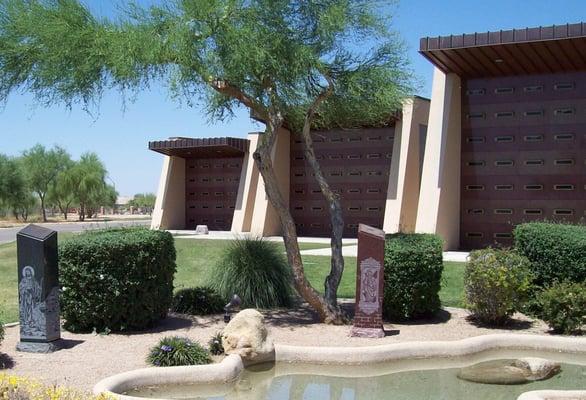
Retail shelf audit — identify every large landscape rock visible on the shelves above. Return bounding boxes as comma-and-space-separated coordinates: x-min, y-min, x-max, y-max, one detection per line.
457, 358, 561, 384
221, 309, 275, 365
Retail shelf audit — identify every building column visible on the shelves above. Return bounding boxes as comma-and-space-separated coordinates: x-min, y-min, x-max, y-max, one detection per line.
383, 97, 430, 233
151, 155, 186, 230
249, 127, 291, 236
231, 133, 261, 233
415, 67, 462, 250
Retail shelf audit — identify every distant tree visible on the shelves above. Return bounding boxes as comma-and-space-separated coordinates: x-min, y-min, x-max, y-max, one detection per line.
85, 184, 117, 219
0, 154, 32, 220
0, 0, 412, 323
128, 193, 156, 214
21, 144, 70, 222
47, 161, 76, 220
67, 153, 107, 221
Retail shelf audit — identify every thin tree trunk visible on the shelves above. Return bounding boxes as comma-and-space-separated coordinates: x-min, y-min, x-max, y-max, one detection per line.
297, 78, 346, 308
253, 116, 346, 324
39, 192, 47, 222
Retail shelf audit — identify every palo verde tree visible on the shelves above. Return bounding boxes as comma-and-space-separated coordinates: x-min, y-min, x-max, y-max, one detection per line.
0, 0, 412, 323
20, 144, 70, 222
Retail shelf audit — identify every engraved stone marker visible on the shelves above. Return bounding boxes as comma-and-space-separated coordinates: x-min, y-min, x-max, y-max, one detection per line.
16, 224, 60, 353
350, 224, 385, 338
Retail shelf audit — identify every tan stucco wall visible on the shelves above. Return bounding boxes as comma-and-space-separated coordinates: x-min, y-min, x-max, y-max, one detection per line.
383, 97, 430, 233
415, 68, 462, 250
231, 133, 261, 233
151, 155, 186, 230
249, 128, 291, 236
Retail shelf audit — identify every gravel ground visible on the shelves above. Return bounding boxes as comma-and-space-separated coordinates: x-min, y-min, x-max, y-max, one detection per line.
0, 305, 552, 392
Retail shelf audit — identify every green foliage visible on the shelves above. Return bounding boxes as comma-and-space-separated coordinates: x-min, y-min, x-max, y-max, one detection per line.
147, 336, 211, 367
465, 248, 533, 325
0, 315, 4, 346
20, 144, 70, 221
172, 287, 224, 316
208, 331, 224, 356
535, 282, 586, 334
59, 228, 176, 333
383, 233, 443, 320
210, 237, 294, 309
0, 154, 35, 221
0, 0, 412, 130
514, 222, 586, 287
128, 193, 156, 214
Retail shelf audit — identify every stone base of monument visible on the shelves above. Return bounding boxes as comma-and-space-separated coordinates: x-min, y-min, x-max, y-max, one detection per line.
195, 225, 209, 235
349, 326, 385, 338
16, 341, 60, 353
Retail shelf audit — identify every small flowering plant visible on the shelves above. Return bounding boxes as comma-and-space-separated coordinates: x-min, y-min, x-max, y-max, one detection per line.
208, 331, 224, 356
0, 374, 112, 400
147, 336, 212, 367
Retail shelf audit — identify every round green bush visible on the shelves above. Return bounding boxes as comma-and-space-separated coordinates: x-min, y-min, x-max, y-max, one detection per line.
172, 287, 225, 315
208, 331, 224, 356
59, 228, 176, 333
383, 233, 443, 321
147, 336, 211, 367
464, 248, 533, 325
210, 237, 293, 309
536, 282, 586, 334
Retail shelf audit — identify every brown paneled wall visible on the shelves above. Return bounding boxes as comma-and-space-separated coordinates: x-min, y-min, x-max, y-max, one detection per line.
461, 71, 586, 249
290, 127, 394, 237
185, 156, 244, 231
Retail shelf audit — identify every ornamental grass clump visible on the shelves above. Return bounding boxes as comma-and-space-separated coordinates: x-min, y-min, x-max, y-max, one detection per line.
210, 237, 294, 309
465, 248, 533, 326
147, 336, 211, 367
172, 287, 225, 316
208, 331, 224, 356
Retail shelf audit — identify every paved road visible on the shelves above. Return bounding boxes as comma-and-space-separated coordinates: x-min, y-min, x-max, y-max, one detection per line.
0, 219, 151, 244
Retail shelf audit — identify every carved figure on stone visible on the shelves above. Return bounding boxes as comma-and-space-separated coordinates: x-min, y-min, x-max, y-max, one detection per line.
19, 266, 44, 336
359, 257, 381, 315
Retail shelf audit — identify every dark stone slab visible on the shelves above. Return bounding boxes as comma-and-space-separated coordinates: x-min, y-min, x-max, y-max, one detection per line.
350, 224, 385, 338
16, 224, 60, 353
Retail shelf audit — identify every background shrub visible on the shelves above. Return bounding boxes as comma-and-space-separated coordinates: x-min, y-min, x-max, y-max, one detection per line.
210, 237, 293, 308
464, 248, 533, 325
383, 233, 443, 320
536, 282, 586, 334
208, 331, 224, 355
147, 336, 211, 367
514, 222, 586, 286
172, 287, 225, 315
60, 228, 176, 333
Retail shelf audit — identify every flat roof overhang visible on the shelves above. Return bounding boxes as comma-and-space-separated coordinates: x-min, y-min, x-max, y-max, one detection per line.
149, 137, 249, 158
420, 23, 586, 78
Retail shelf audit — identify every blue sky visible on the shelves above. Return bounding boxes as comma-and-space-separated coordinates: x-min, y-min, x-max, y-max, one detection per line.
1, 0, 584, 196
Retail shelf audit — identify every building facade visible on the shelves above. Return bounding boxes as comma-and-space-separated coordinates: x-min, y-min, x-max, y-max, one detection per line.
150, 97, 430, 238
416, 22, 586, 250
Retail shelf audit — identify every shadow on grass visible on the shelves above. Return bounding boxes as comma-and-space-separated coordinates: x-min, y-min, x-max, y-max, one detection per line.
0, 353, 14, 369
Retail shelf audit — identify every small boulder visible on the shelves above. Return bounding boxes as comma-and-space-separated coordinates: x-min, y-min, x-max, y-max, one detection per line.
457, 358, 561, 385
221, 309, 274, 365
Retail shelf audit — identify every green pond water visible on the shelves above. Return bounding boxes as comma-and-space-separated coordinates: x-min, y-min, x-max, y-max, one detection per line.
125, 349, 586, 400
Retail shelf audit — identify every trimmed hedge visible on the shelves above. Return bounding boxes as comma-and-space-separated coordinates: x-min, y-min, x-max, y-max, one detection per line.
383, 233, 443, 320
514, 222, 586, 286
60, 228, 176, 333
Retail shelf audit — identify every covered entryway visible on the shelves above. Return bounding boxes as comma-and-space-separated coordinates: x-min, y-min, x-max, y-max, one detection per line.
149, 137, 249, 231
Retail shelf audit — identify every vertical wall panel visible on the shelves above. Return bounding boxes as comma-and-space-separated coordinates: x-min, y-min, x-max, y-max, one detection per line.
290, 127, 394, 237
185, 156, 244, 231
461, 71, 586, 249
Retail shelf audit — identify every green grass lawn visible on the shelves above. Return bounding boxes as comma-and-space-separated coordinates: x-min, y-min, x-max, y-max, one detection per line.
0, 236, 466, 323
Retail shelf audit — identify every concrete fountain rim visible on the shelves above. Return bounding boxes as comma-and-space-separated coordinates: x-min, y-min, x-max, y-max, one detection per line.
93, 333, 586, 400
